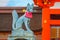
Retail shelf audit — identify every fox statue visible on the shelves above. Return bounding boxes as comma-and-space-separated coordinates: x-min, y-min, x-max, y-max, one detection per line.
8, 3, 35, 40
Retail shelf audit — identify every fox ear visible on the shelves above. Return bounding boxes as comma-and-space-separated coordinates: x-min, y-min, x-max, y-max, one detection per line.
31, 3, 34, 7
27, 3, 30, 7
31, 3, 34, 9
27, 3, 30, 11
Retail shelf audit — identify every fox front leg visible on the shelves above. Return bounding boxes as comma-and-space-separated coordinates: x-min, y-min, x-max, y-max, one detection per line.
24, 17, 33, 33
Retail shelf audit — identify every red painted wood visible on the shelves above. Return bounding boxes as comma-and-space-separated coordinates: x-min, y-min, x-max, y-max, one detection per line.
50, 9, 60, 14
42, 8, 50, 40
50, 20, 60, 25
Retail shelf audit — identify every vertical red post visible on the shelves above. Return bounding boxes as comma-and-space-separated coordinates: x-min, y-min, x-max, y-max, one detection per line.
42, 8, 50, 40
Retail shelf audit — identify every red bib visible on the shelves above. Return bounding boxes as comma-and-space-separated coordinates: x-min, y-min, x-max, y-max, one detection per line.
25, 12, 32, 18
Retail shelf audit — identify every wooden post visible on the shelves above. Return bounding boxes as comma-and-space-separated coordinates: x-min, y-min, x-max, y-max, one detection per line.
42, 8, 50, 40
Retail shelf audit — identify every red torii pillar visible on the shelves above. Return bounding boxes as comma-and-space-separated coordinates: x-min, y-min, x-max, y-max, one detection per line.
42, 8, 50, 40
42, 6, 60, 40
33, 0, 60, 40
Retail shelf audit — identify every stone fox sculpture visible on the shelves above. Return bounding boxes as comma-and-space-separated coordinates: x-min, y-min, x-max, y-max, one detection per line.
8, 3, 35, 40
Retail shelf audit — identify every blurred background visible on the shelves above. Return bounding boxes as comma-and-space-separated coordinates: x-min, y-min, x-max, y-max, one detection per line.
0, 0, 34, 7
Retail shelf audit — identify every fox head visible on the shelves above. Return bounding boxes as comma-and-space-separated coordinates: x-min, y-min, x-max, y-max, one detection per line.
26, 3, 34, 12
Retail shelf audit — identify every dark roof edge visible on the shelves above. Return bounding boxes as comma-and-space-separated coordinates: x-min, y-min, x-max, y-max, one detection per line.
0, 7, 41, 10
